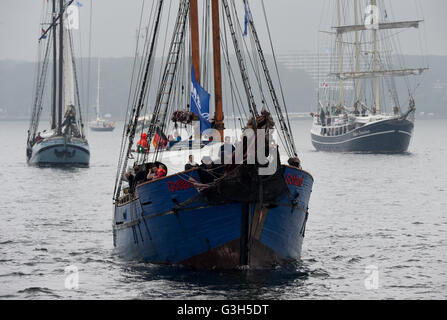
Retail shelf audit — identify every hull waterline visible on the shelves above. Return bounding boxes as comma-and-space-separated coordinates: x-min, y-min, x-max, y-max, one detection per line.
113, 166, 313, 269
89, 126, 115, 132
28, 136, 90, 167
311, 118, 414, 153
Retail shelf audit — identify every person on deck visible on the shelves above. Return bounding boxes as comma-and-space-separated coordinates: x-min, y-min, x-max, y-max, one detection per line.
125, 165, 147, 194
320, 109, 327, 136
155, 164, 167, 179
220, 136, 235, 165
198, 156, 217, 184
146, 166, 158, 181
185, 155, 199, 171
35, 132, 42, 143
137, 133, 149, 153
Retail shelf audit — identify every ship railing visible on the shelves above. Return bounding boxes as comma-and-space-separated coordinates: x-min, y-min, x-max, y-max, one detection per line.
314, 117, 357, 136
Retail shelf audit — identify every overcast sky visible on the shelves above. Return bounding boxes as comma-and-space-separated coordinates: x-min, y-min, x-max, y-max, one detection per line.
1, 0, 447, 62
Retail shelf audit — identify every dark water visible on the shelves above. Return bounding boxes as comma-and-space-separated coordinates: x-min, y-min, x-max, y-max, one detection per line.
0, 119, 446, 300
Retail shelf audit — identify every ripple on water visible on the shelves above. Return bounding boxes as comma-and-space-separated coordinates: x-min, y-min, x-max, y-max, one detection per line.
1, 120, 446, 299
17, 287, 61, 299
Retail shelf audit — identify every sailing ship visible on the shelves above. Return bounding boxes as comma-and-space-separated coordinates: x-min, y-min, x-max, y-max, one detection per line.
311, 0, 427, 153
26, 0, 89, 166
112, 0, 313, 269
89, 59, 116, 132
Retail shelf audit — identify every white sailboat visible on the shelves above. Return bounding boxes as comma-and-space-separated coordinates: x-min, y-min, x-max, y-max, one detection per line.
26, 0, 89, 167
89, 59, 115, 132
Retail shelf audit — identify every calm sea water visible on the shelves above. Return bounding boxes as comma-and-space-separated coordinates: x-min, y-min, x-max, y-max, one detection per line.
0, 119, 446, 300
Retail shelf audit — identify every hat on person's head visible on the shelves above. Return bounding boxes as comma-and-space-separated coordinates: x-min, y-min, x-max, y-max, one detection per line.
201, 156, 212, 165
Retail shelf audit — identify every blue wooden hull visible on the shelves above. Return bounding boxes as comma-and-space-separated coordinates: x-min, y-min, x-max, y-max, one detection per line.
28, 136, 90, 167
311, 118, 414, 153
113, 166, 313, 269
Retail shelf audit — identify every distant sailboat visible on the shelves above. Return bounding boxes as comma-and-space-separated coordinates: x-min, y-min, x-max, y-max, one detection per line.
89, 59, 115, 132
26, 0, 89, 167
311, 0, 427, 153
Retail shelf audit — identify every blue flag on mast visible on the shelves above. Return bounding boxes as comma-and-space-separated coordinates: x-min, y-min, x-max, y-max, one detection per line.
190, 66, 211, 133
243, 1, 251, 37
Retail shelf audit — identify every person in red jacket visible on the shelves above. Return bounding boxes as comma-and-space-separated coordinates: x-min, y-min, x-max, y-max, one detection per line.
137, 133, 149, 153
155, 164, 167, 178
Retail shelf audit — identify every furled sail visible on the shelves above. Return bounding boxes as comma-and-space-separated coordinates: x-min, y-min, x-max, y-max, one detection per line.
331, 68, 428, 80
63, 26, 75, 110
334, 20, 422, 34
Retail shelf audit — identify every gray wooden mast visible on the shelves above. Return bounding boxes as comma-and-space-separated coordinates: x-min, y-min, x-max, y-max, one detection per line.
51, 0, 57, 130
57, 0, 64, 134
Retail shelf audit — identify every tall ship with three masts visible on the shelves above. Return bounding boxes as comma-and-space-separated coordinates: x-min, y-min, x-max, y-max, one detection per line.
112, 0, 313, 269
26, 0, 89, 166
311, 0, 427, 153
89, 59, 115, 132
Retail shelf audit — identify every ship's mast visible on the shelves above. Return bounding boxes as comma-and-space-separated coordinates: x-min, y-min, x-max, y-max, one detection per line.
371, 0, 380, 114
212, 0, 224, 142
190, 0, 201, 84
337, 0, 344, 109
331, 0, 427, 113
51, 0, 57, 130
96, 58, 101, 120
354, 0, 361, 102
57, 0, 64, 134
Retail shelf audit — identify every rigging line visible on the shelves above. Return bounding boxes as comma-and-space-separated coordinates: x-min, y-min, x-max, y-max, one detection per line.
260, 0, 297, 157
30, 30, 53, 142
221, 0, 258, 122
233, 0, 290, 155
228, 0, 265, 107
122, 0, 158, 169
137, 0, 164, 165
141, 0, 165, 137
74, 34, 87, 135
221, 6, 247, 127
201, 0, 206, 89
29, 1, 50, 140
146, 0, 189, 164
115, 0, 148, 187
85, 0, 93, 127
115, 0, 165, 201
72, 2, 84, 123
157, 0, 173, 100
68, 29, 85, 137
29, 43, 43, 140
245, 0, 294, 157
34, 28, 53, 129
220, 26, 248, 121
132, 0, 157, 130
155, 32, 188, 162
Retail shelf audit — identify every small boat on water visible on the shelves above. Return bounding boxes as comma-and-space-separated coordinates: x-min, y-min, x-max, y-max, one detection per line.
310, 0, 427, 153
112, 0, 313, 269
26, 0, 89, 167
89, 59, 115, 132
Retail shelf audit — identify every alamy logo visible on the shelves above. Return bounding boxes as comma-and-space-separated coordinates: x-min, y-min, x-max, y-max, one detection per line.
364, 265, 379, 290
64, 265, 79, 290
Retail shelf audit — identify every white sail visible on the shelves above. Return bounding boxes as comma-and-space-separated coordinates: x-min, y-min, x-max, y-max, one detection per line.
63, 26, 75, 110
